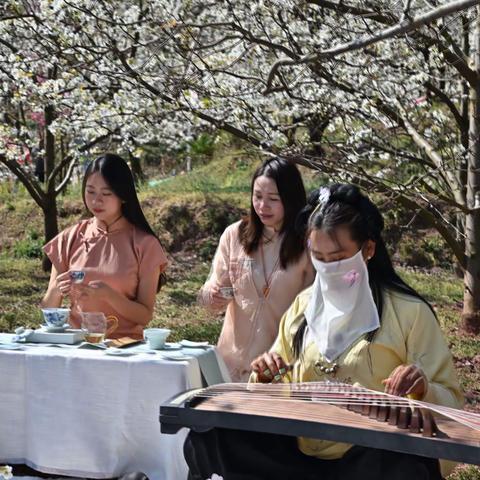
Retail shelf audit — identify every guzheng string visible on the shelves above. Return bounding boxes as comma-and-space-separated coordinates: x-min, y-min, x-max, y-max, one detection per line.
191, 382, 480, 431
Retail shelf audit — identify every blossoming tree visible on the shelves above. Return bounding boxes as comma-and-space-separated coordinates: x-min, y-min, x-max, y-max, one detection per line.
0, 0, 192, 261
3, 0, 480, 329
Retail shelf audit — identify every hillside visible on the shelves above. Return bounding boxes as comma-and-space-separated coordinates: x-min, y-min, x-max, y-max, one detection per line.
0, 155, 479, 479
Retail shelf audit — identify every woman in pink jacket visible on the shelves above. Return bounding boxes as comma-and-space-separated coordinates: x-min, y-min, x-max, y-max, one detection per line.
199, 157, 314, 381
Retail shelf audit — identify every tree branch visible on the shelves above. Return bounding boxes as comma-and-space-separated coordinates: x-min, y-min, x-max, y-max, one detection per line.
0, 156, 44, 207
424, 80, 468, 133
49, 129, 118, 193
307, 1, 396, 23
115, 43, 269, 149
377, 100, 465, 206
266, 0, 478, 93
294, 150, 466, 266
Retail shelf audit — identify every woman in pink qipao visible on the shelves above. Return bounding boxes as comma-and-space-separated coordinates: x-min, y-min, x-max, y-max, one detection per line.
199, 158, 314, 381
41, 154, 168, 340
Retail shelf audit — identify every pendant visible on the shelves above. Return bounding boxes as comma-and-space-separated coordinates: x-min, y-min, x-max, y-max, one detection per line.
315, 360, 339, 376
263, 285, 270, 297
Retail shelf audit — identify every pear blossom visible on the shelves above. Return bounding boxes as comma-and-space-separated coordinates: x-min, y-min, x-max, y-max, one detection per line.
206, 474, 223, 480
0, 466, 12, 480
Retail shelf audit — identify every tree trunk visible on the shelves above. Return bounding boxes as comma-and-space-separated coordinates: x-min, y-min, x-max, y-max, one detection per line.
41, 196, 59, 271
307, 114, 329, 157
44, 105, 55, 183
41, 104, 58, 271
129, 152, 145, 184
462, 6, 480, 333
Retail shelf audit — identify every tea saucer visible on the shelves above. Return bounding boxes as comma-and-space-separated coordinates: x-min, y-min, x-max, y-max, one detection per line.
180, 339, 210, 348
41, 324, 70, 333
158, 342, 182, 351
162, 352, 194, 361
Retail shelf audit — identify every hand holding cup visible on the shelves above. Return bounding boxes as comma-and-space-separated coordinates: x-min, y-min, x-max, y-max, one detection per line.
70, 270, 85, 284
207, 284, 235, 308
219, 286, 235, 299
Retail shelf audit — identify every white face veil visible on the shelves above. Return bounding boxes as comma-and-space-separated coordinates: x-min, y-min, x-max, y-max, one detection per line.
304, 249, 380, 362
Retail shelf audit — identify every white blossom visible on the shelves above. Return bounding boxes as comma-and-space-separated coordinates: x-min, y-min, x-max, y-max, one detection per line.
0, 466, 12, 480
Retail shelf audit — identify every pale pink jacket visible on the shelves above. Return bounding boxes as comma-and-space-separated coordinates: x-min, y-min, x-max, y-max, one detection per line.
200, 221, 314, 381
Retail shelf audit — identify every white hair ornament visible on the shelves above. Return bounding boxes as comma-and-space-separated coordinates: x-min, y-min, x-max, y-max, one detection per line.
310, 187, 331, 218
318, 187, 331, 205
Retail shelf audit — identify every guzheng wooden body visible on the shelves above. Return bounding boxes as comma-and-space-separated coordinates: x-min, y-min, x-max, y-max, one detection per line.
160, 382, 480, 465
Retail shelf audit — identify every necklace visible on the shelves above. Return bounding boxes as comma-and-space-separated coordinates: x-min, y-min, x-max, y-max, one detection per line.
314, 360, 339, 376
104, 214, 124, 232
259, 242, 280, 298
262, 232, 275, 244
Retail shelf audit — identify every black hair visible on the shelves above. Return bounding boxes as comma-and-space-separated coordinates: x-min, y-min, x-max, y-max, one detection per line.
82, 153, 166, 291
292, 183, 435, 358
239, 157, 307, 268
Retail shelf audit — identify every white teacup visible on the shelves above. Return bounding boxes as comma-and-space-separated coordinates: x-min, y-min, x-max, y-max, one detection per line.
219, 287, 235, 299
144, 328, 171, 349
41, 308, 71, 328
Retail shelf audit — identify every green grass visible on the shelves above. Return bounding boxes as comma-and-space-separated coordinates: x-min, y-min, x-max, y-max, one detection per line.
1, 253, 479, 479
0, 257, 48, 331
398, 269, 464, 305
1, 155, 479, 478
449, 465, 480, 480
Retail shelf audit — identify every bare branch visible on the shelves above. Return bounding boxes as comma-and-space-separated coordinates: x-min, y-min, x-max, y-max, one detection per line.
307, 1, 396, 23
49, 129, 119, 192
0, 156, 44, 207
292, 151, 466, 265
378, 100, 465, 206
314, 0, 478, 58
424, 80, 468, 133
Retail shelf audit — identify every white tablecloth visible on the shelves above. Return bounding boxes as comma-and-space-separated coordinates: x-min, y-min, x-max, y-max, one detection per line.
0, 336, 228, 480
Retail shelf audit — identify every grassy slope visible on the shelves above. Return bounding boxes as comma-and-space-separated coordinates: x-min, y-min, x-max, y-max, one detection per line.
0, 157, 479, 479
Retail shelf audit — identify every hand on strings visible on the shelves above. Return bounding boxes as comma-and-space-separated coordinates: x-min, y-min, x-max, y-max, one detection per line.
382, 364, 428, 399
251, 352, 292, 383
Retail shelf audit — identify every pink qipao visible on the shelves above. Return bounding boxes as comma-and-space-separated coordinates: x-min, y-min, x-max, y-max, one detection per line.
44, 218, 167, 340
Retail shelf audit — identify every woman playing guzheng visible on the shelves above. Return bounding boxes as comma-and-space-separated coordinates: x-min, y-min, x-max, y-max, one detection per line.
198, 158, 314, 382
185, 184, 463, 480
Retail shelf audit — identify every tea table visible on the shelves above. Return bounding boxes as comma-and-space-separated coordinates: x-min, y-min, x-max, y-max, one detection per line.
0, 335, 228, 480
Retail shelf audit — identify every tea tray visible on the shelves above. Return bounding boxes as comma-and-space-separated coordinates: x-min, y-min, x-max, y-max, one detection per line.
28, 329, 85, 345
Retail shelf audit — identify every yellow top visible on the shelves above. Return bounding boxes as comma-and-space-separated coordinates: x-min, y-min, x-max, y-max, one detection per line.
252, 286, 463, 463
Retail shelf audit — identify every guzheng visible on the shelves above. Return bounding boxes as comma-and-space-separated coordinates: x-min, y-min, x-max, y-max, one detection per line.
160, 381, 480, 465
